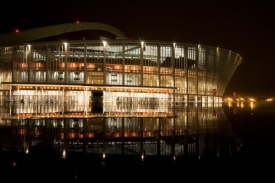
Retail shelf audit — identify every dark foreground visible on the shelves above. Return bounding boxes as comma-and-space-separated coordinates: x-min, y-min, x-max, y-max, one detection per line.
1, 102, 275, 181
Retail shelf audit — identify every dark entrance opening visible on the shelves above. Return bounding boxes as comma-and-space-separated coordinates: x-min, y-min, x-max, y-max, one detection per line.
91, 90, 103, 113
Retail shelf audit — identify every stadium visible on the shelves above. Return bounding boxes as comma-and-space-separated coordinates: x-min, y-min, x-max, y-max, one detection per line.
0, 22, 243, 159
0, 22, 242, 117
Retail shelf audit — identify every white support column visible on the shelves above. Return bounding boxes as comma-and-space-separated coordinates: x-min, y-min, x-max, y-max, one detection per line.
122, 43, 125, 85
103, 41, 107, 85
184, 46, 189, 104
27, 45, 32, 83
84, 43, 87, 84
64, 43, 68, 83
196, 45, 200, 104
172, 43, 176, 115
157, 44, 160, 87
140, 42, 144, 86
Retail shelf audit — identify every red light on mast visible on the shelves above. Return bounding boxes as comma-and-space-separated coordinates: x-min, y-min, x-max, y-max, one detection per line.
76, 21, 80, 24
15, 29, 19, 33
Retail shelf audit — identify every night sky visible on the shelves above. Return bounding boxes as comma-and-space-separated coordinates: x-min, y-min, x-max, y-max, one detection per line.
1, 0, 274, 97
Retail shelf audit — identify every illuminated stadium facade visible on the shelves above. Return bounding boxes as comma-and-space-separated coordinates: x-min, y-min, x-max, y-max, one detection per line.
0, 22, 242, 117
0, 22, 243, 159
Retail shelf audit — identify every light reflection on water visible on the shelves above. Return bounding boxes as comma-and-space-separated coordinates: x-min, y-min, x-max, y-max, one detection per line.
223, 100, 275, 115
1, 102, 274, 180
0, 104, 242, 156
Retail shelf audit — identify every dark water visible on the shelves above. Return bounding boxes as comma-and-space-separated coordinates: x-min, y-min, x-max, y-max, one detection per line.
224, 102, 275, 173
0, 102, 275, 181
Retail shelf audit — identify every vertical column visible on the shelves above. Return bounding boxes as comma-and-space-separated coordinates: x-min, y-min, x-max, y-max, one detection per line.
84, 87, 87, 115
12, 47, 16, 82
122, 43, 125, 85
172, 44, 176, 115
172, 43, 176, 88
103, 41, 107, 85
46, 45, 49, 83
184, 46, 189, 104
140, 42, 144, 86
204, 47, 209, 104
9, 85, 12, 102
213, 89, 216, 107
196, 46, 199, 103
214, 47, 219, 103
64, 43, 68, 83
157, 44, 160, 87
27, 45, 32, 83
84, 43, 87, 84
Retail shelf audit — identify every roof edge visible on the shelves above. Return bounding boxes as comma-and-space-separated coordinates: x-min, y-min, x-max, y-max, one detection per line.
0, 22, 128, 46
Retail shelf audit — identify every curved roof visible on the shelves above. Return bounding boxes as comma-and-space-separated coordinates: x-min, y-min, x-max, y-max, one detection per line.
0, 22, 128, 46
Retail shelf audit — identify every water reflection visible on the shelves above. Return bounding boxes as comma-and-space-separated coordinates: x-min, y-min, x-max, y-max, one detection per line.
224, 98, 258, 111
0, 104, 242, 167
